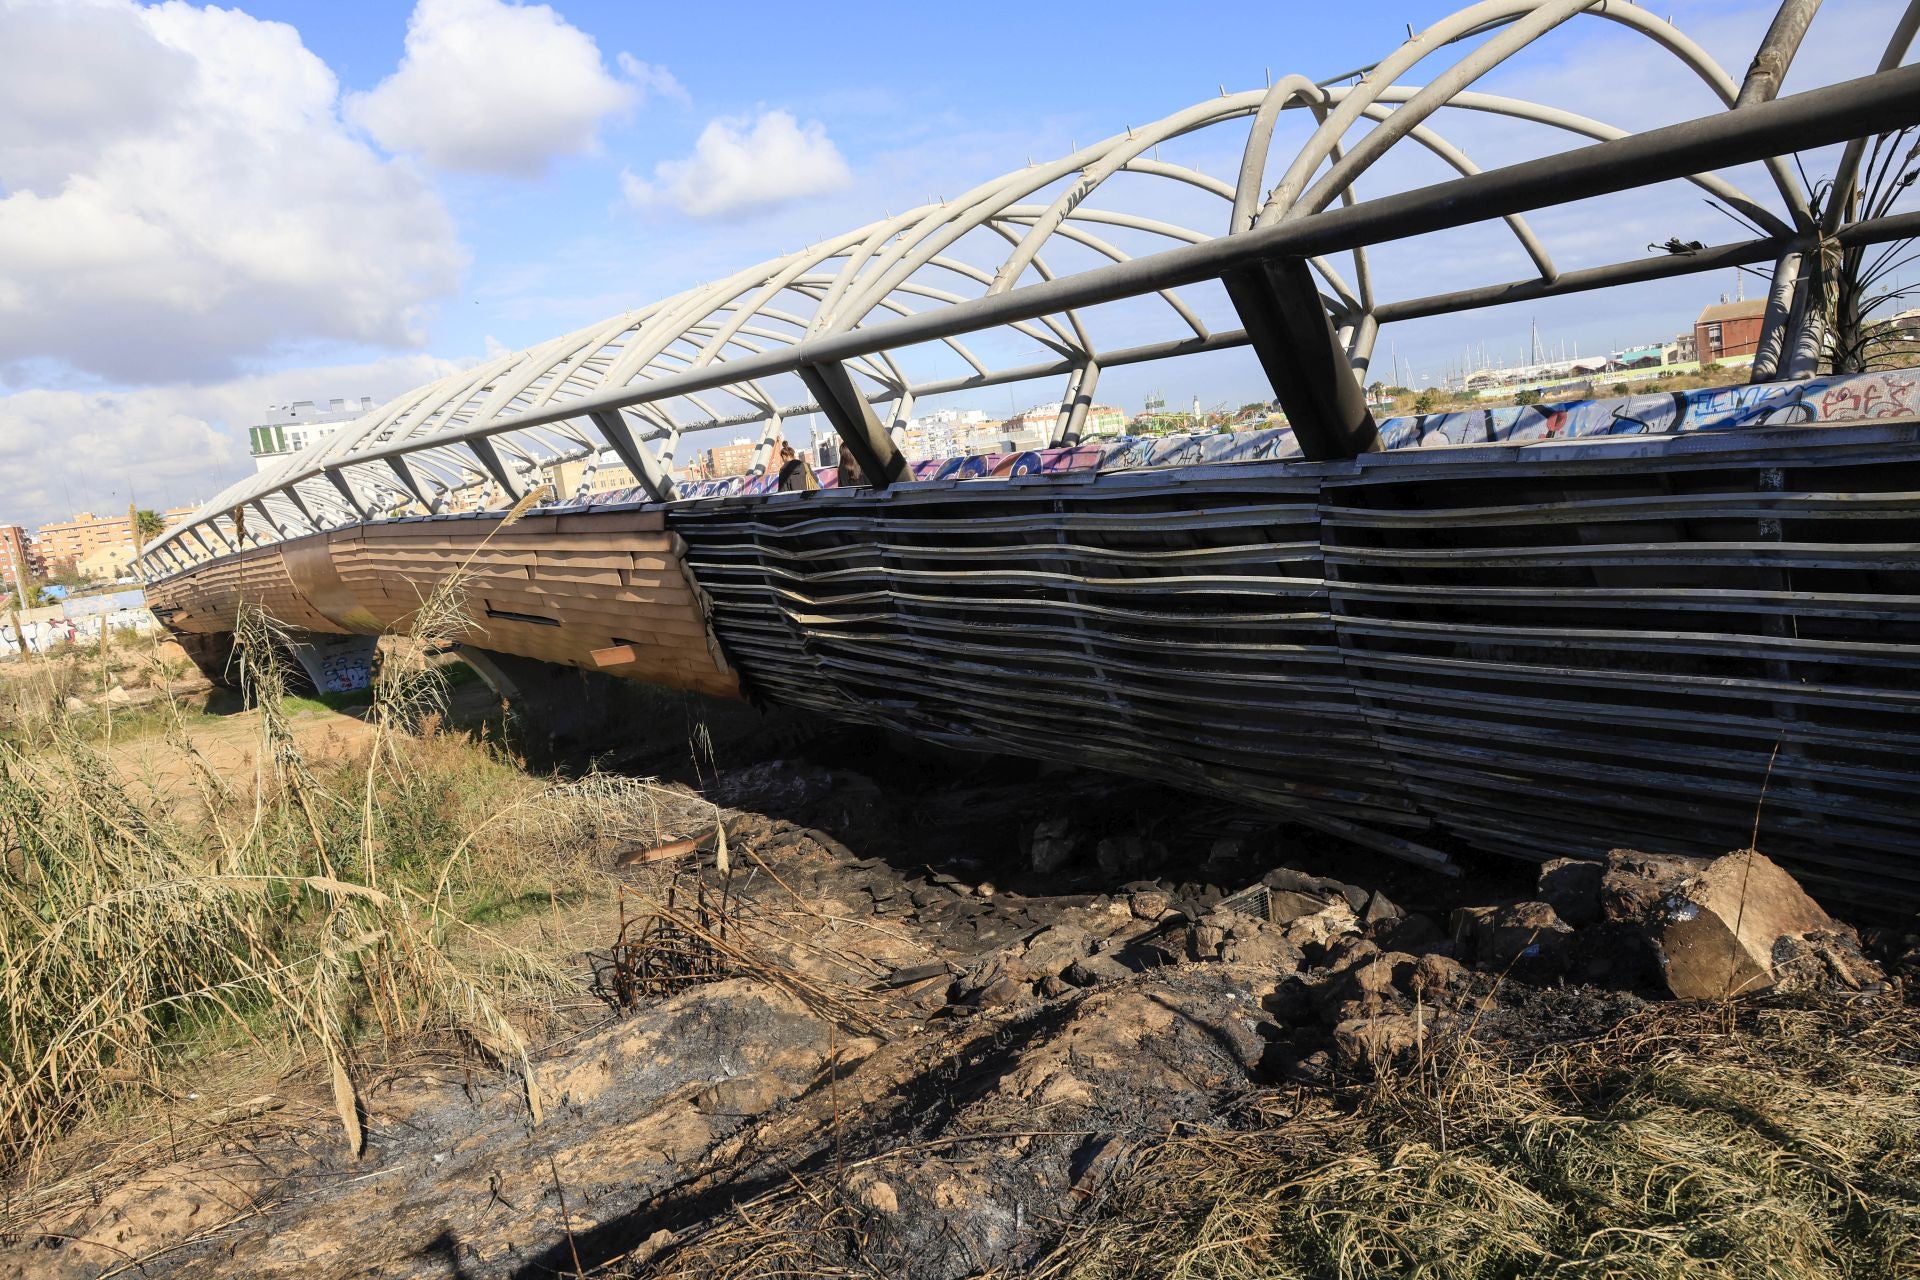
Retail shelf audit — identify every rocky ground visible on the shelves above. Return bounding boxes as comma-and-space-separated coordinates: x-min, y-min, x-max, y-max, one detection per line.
3, 715, 1914, 1280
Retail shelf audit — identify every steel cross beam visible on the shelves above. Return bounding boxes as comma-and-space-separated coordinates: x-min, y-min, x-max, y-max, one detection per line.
795, 362, 913, 488
588, 409, 675, 503
1224, 259, 1380, 459
137, 56, 1920, 572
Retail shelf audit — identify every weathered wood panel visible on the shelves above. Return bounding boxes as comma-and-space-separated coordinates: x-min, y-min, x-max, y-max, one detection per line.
147, 512, 738, 700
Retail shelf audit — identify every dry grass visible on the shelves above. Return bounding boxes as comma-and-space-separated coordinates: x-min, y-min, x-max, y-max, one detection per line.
0, 581, 716, 1186
1030, 998, 1920, 1280
612, 999, 1919, 1280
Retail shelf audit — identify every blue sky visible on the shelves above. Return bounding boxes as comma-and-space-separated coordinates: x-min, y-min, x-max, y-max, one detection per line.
0, 0, 1910, 525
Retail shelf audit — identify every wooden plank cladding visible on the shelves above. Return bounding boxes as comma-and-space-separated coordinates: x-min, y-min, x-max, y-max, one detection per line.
671, 423, 1920, 914
147, 510, 738, 701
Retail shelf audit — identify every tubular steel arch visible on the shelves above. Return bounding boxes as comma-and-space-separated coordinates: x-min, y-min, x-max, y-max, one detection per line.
141, 0, 1920, 577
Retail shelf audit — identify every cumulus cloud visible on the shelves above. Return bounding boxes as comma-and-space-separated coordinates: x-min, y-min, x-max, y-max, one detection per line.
0, 0, 464, 385
350, 0, 653, 176
0, 355, 463, 529
624, 109, 852, 218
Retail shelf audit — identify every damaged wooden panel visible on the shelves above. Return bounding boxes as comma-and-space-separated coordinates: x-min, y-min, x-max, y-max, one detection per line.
146, 511, 741, 701
146, 423, 1920, 910
671, 426, 1920, 912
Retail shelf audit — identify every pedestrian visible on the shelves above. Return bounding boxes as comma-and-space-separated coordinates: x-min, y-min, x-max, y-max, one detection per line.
838, 450, 866, 488
776, 441, 819, 491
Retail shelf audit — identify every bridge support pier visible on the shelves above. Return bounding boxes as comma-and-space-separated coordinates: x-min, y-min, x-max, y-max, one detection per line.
284, 633, 378, 695
797, 362, 913, 488
1224, 257, 1380, 460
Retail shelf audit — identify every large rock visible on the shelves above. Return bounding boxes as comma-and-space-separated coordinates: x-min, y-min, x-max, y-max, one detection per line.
1280, 897, 1360, 950
1262, 867, 1369, 912
1454, 901, 1572, 974
1186, 909, 1304, 972
1027, 816, 1080, 874
1005, 924, 1096, 982
1536, 857, 1604, 926
1601, 847, 1870, 999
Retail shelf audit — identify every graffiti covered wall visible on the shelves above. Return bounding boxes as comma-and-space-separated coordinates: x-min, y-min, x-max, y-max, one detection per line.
555, 368, 1920, 511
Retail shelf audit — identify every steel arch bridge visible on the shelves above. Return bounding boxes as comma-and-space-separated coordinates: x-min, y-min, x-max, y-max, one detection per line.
142, 0, 1920, 910
140, 0, 1916, 570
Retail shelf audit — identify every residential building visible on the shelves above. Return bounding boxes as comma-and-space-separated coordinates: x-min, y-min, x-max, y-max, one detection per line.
701, 439, 760, 479
37, 511, 134, 573
1693, 298, 1768, 362
1000, 403, 1128, 445
76, 542, 140, 583
247, 397, 375, 472
1, 524, 40, 602
36, 505, 197, 576
544, 457, 643, 499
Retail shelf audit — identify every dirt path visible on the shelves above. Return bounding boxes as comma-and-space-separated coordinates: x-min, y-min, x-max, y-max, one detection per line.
102, 704, 374, 807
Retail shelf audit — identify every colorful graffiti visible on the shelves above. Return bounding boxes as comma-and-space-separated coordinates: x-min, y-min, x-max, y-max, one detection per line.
1375, 369, 1919, 450
544, 369, 1920, 514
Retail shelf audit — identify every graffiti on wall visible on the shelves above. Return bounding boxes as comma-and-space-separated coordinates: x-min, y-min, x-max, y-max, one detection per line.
542, 369, 1920, 513
1374, 369, 1920, 450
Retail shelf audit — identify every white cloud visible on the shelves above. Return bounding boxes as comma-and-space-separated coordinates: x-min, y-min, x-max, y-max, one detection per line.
349, 0, 648, 176
0, 0, 464, 384
625, 109, 852, 218
617, 52, 689, 109
0, 355, 463, 529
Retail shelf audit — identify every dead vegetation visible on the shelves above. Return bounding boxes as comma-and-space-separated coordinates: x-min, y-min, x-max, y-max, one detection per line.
1029, 998, 1920, 1280
620, 996, 1920, 1280
0, 580, 718, 1188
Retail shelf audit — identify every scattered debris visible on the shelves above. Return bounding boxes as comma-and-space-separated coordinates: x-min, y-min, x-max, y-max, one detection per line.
2, 743, 1907, 1280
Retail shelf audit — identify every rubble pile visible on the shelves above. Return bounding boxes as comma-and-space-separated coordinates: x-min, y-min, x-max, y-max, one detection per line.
3, 748, 1905, 1280
933, 839, 1889, 1082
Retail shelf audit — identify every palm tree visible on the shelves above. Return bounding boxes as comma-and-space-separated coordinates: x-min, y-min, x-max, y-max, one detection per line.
132, 508, 165, 548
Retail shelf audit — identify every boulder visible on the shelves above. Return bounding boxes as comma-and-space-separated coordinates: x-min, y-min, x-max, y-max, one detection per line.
1027, 817, 1080, 875
1129, 890, 1171, 921
1322, 934, 1380, 969
1263, 867, 1368, 912
1408, 952, 1469, 1000
1318, 950, 1415, 1019
1332, 1013, 1429, 1066
1280, 897, 1360, 951
1065, 953, 1134, 987
1218, 926, 1304, 972
972, 975, 1025, 1009
1005, 924, 1095, 983
1361, 890, 1405, 927
1188, 921, 1227, 960
1266, 889, 1339, 925
1600, 850, 1710, 925
1536, 857, 1604, 926
1601, 847, 1876, 1000
1187, 910, 1304, 972
1467, 901, 1573, 974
